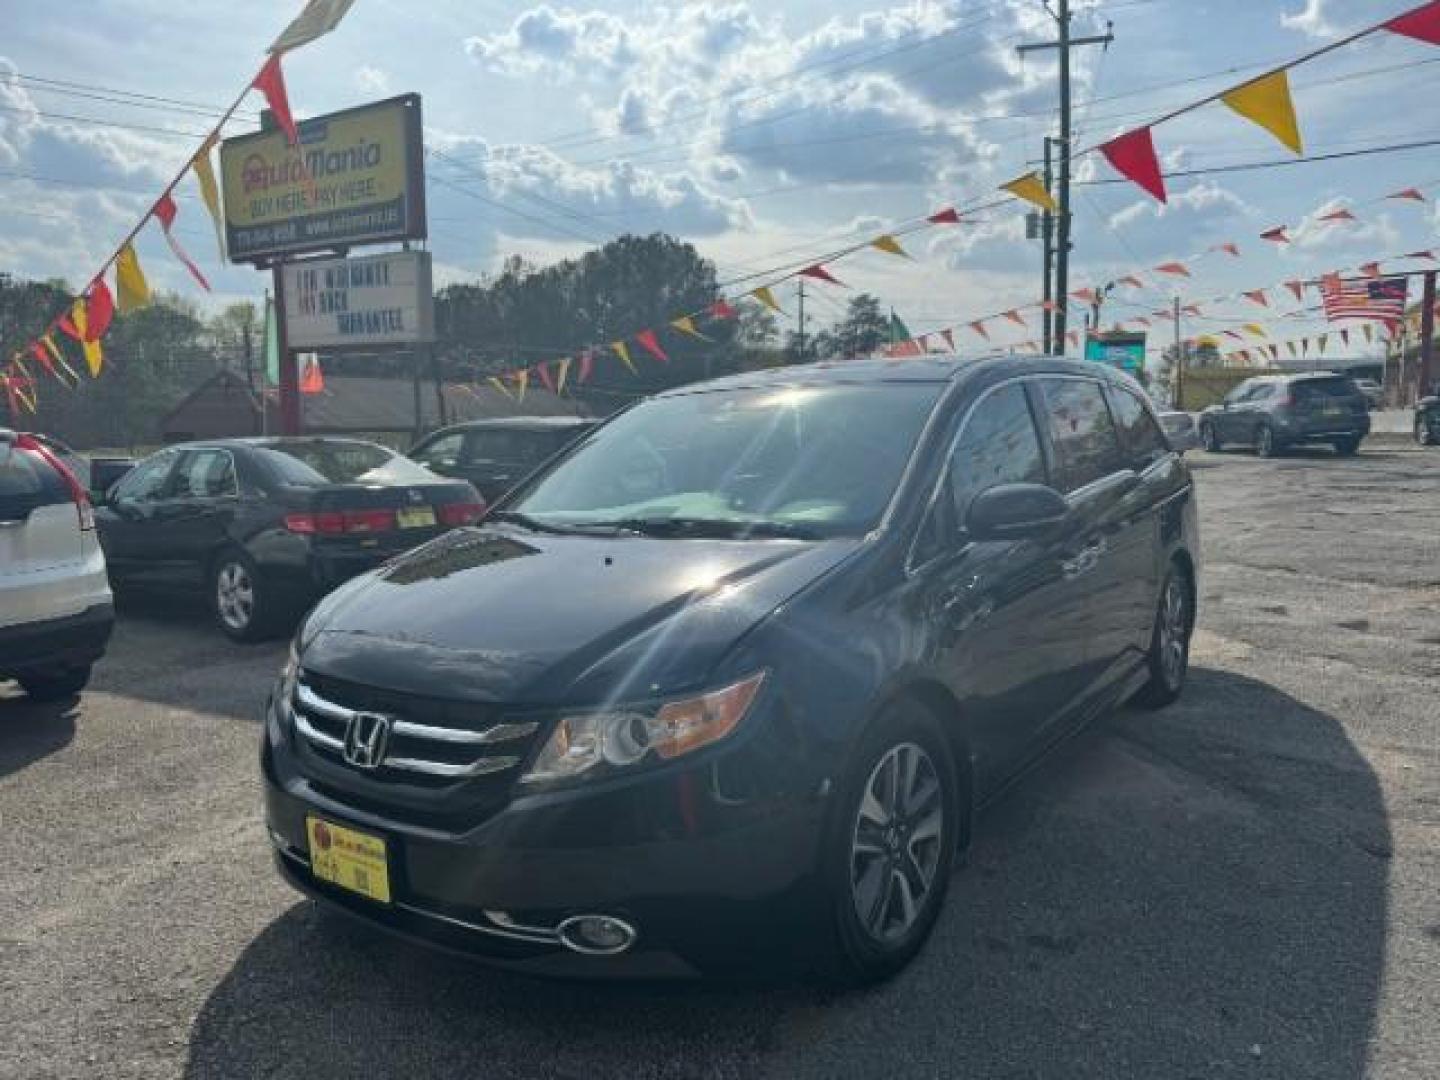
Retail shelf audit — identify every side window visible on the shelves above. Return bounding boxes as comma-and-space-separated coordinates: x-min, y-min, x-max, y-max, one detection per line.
466, 430, 521, 463
1039, 379, 1126, 494
1248, 384, 1273, 402
1224, 381, 1253, 406
1109, 387, 1170, 469
413, 432, 464, 467
949, 384, 1047, 527
114, 451, 178, 502
171, 449, 237, 498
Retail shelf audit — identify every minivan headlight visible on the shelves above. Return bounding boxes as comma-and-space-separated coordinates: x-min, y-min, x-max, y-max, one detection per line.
521, 672, 767, 788
277, 641, 300, 712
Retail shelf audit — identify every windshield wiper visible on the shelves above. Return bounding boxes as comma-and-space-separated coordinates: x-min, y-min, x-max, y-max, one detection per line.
486, 510, 596, 535
589, 517, 822, 540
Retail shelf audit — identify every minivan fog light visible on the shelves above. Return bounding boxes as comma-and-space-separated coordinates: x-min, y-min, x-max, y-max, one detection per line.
522, 672, 766, 787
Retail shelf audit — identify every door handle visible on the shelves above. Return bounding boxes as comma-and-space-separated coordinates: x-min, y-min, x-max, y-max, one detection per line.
1062, 539, 1106, 578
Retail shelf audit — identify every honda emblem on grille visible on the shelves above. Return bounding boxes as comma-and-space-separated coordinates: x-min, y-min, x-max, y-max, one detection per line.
343, 712, 392, 770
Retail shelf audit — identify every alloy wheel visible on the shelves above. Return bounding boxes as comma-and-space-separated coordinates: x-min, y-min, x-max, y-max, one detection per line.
1158, 574, 1189, 690
850, 742, 946, 944
216, 561, 255, 631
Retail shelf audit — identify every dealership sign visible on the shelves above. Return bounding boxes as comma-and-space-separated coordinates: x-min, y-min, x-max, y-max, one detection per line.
281, 251, 435, 348
220, 94, 425, 261
1084, 331, 1147, 375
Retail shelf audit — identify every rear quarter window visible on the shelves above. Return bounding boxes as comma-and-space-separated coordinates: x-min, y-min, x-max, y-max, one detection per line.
1294, 378, 1359, 400
0, 442, 67, 511
1038, 379, 1126, 494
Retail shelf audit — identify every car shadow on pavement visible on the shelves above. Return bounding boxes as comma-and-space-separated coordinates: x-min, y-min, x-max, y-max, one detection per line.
0, 689, 78, 779
184, 667, 1388, 1080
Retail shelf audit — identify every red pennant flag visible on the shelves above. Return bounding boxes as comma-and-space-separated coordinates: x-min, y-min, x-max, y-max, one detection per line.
927, 208, 961, 224
534, 360, 554, 394
916, 334, 931, 354
1182, 304, 1202, 317
799, 264, 845, 287
1360, 261, 1381, 277
1223, 330, 1243, 341
1099, 127, 1167, 203
1135, 317, 1151, 328
1151, 309, 1170, 319
940, 328, 955, 352
578, 349, 594, 383
1041, 300, 1059, 312
1260, 226, 1290, 243
709, 299, 738, 320
1284, 280, 1305, 302
56, 314, 80, 341
969, 320, 989, 341
1267, 344, 1280, 360
30, 341, 54, 375
1385, 2, 1440, 46
1317, 208, 1356, 223
1003, 310, 1026, 328
1404, 249, 1436, 260
1071, 288, 1098, 304
1322, 271, 1343, 292
85, 279, 115, 341
252, 55, 299, 145
1214, 242, 1241, 257
635, 328, 668, 363
1243, 289, 1269, 307
152, 194, 211, 291
1116, 275, 1144, 289
1387, 187, 1425, 202
299, 355, 324, 394
1154, 262, 1190, 277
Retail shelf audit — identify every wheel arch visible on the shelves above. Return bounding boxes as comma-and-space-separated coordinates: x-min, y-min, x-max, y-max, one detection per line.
876, 677, 976, 853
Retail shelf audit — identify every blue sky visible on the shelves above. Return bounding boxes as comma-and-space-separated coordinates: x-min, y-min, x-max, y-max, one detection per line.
2, 0, 1438, 359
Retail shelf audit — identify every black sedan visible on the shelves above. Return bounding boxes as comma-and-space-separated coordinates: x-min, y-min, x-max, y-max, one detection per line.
1416, 392, 1439, 445
95, 438, 484, 641
409, 416, 596, 503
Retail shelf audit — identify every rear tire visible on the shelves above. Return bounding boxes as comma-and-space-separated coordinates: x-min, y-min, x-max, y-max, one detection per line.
1333, 436, 1361, 456
211, 550, 284, 643
1133, 564, 1193, 710
1255, 423, 1278, 458
1417, 416, 1434, 446
19, 665, 92, 702
819, 699, 960, 986
1199, 422, 1221, 453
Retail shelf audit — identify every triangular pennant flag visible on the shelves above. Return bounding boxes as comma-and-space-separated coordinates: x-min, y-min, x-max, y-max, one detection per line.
799, 264, 845, 287
252, 54, 299, 145
1322, 271, 1344, 292
1341, 328, 1350, 347
1267, 344, 1280, 360
1066, 329, 1080, 347
709, 299, 738, 320
916, 334, 931, 354
153, 193, 211, 291
750, 286, 783, 314
555, 356, 572, 396
1243, 289, 1269, 307
1403, 249, 1436, 260
270, 0, 359, 54
1099, 127, 1167, 202
927, 208, 961, 224
1286, 341, 1297, 357
534, 360, 554, 394
85, 279, 115, 341
579, 349, 595, 383
635, 328, 668, 363
1003, 310, 1026, 328
1387, 187, 1425, 202
1363, 324, 1374, 343
487, 376, 513, 400
1042, 300, 1059, 312
1317, 333, 1328, 354
888, 311, 912, 343
1214, 242, 1242, 257
1385, 2, 1440, 46
41, 334, 78, 383
1118, 275, 1145, 289
30, 341, 61, 383
1244, 323, 1267, 338
192, 135, 226, 259
1317, 208, 1356, 223
1260, 227, 1290, 243
969, 320, 989, 341
68, 300, 104, 377
1360, 261, 1381, 277
1182, 304, 1202, 317
513, 368, 529, 402
1000, 171, 1057, 212
611, 340, 636, 373
1071, 288, 1098, 304
1285, 280, 1305, 302
870, 234, 908, 257
299, 354, 324, 393
1135, 317, 1151, 328
670, 315, 710, 340
1221, 69, 1303, 154
1302, 338, 1310, 356
115, 243, 151, 312
1154, 262, 1190, 277
1223, 330, 1243, 341
940, 328, 955, 352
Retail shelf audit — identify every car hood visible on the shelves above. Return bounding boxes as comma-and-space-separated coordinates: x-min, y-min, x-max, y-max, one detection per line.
300, 524, 862, 705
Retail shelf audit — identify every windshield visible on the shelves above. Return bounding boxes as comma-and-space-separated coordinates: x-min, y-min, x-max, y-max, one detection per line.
511, 383, 943, 538
259, 441, 439, 486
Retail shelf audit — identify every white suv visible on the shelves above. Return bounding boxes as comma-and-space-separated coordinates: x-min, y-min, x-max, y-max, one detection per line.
1, 429, 114, 700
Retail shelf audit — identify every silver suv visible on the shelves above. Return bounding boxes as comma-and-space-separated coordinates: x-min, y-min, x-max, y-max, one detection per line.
1, 430, 114, 700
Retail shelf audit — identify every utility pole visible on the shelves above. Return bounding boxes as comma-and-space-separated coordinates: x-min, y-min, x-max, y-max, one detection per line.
1172, 295, 1185, 410
1419, 270, 1437, 402
796, 278, 807, 364
1042, 137, 1056, 354
1019, 5, 1113, 357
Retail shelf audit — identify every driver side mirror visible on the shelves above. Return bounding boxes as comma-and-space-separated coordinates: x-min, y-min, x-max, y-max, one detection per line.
966, 483, 1069, 542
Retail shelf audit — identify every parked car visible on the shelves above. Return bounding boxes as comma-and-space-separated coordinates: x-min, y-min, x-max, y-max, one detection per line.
409, 416, 597, 503
95, 437, 485, 642
1197, 373, 1369, 456
1353, 378, 1384, 410
1, 429, 114, 700
1416, 392, 1440, 445
262, 356, 1199, 982
1157, 410, 1199, 452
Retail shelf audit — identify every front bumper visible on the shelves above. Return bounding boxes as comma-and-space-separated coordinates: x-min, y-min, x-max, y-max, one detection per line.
261, 694, 826, 975
0, 602, 114, 678
1274, 413, 1369, 442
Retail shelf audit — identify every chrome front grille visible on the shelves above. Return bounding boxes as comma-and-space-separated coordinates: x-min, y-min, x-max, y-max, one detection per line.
290, 677, 539, 782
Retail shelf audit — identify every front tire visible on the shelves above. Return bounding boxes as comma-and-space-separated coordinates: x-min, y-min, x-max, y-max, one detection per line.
1255, 423, 1278, 457
1418, 416, 1435, 446
820, 700, 960, 985
1133, 565, 1193, 709
19, 665, 92, 702
211, 550, 282, 642
1333, 435, 1361, 456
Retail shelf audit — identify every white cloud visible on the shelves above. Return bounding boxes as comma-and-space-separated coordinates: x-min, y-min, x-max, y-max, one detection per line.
355, 65, 391, 95
1281, 1, 1337, 38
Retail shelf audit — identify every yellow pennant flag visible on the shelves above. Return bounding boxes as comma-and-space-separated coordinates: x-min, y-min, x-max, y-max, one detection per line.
555, 356, 572, 396
1243, 323, 1267, 338
514, 368, 529, 402
1221, 70, 1303, 155
670, 315, 709, 340
69, 300, 104, 376
870, 234, 908, 257
192, 135, 226, 259
1362, 324, 1373, 343
611, 340, 636, 373
487, 376, 513, 400
1286, 340, 1297, 357
41, 334, 80, 384
1001, 171, 1057, 212
749, 286, 783, 314
116, 243, 151, 312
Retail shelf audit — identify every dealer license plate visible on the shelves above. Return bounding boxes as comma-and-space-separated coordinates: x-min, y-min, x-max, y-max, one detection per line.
306, 817, 391, 904
396, 506, 437, 529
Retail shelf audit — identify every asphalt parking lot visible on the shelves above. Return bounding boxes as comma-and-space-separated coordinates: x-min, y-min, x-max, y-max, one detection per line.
2, 446, 1437, 1080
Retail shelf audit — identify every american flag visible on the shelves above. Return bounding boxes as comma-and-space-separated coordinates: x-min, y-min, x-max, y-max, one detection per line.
1319, 275, 1408, 323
